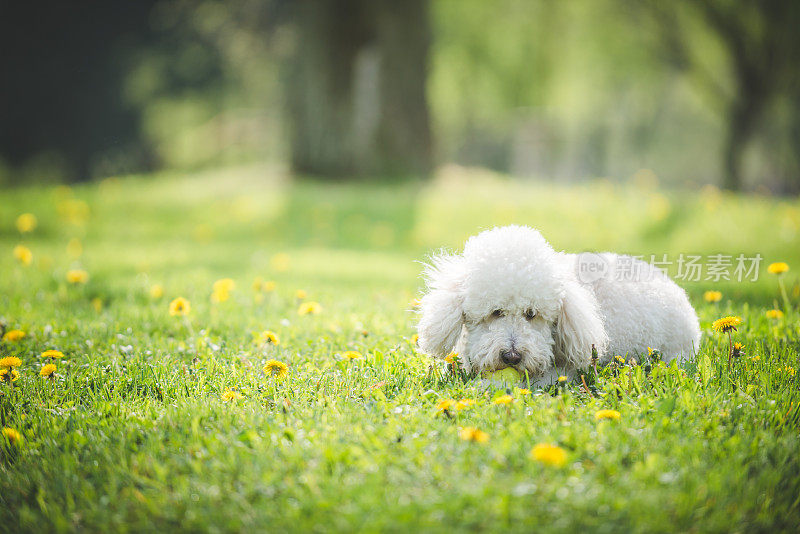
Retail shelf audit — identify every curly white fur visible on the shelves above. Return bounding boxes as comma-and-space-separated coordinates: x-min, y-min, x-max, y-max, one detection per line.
417, 225, 701, 384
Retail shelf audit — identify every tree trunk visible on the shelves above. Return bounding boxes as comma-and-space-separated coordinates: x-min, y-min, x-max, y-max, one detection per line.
287, 0, 433, 179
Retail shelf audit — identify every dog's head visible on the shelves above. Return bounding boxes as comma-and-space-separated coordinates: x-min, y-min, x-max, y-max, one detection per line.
417, 226, 607, 376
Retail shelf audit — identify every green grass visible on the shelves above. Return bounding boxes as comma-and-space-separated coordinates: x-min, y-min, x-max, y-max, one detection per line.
1, 164, 799, 532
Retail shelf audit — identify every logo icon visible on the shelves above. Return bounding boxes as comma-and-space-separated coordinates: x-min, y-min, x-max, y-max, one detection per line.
576, 253, 610, 283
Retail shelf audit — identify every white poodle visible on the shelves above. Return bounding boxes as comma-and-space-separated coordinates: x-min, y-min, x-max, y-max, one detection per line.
417, 225, 700, 384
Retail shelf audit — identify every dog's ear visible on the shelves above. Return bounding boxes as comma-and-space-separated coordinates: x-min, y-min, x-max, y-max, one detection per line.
554, 280, 608, 368
417, 254, 467, 358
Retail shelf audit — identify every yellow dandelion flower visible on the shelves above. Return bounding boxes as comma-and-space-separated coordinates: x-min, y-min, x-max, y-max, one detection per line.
411, 333, 419, 345
40, 350, 64, 359
252, 277, 265, 291
213, 278, 235, 293
0, 357, 22, 368
13, 245, 32, 266
594, 409, 621, 421
259, 330, 280, 345
459, 426, 489, 443
493, 394, 514, 406
518, 388, 532, 395
149, 284, 164, 299
0, 369, 20, 382
558, 375, 568, 383
16, 213, 37, 233
342, 351, 363, 360
270, 253, 290, 272
40, 364, 56, 377
767, 262, 789, 275
262, 280, 276, 292
614, 355, 625, 364
2, 329, 26, 342
766, 309, 784, 319
263, 359, 288, 379
2, 427, 22, 445
530, 443, 567, 467
295, 289, 307, 300
211, 289, 230, 303
66, 269, 89, 284
444, 351, 459, 364
297, 301, 322, 315
66, 238, 82, 258
703, 290, 722, 303
732, 342, 744, 358
712, 316, 742, 333
436, 399, 455, 413
455, 399, 475, 410
169, 297, 191, 316
222, 390, 243, 402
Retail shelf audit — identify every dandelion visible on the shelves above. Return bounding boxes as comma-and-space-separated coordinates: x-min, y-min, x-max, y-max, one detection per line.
40, 350, 64, 359
222, 390, 243, 402
66, 269, 89, 284
297, 301, 322, 315
712, 316, 742, 367
342, 351, 363, 361
558, 375, 568, 384
16, 213, 37, 233
149, 284, 164, 299
751, 355, 761, 362
459, 426, 489, 443
0, 357, 22, 369
594, 409, 621, 421
169, 297, 191, 316
2, 329, 25, 342
517, 388, 531, 395
262, 280, 276, 292
212, 278, 235, 302
259, 330, 280, 345
614, 355, 625, 364
530, 443, 567, 467
263, 359, 288, 379
0, 369, 19, 382
270, 253, 290, 272
66, 238, 82, 258
767, 262, 789, 275
40, 364, 56, 377
411, 333, 419, 345
703, 290, 722, 303
768, 262, 791, 311
13, 245, 32, 265
2, 428, 22, 445
455, 399, 475, 410
444, 352, 459, 364
493, 394, 514, 406
436, 399, 455, 413
732, 342, 744, 358
766, 309, 784, 320
712, 316, 742, 333
295, 289, 307, 300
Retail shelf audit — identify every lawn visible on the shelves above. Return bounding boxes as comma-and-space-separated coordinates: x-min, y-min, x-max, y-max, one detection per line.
1, 165, 800, 532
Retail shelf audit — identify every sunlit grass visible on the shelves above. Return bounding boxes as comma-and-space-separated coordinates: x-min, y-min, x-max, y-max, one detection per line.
1, 166, 799, 531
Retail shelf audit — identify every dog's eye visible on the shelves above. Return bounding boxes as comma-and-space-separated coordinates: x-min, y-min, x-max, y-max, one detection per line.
491, 309, 505, 318
524, 308, 536, 320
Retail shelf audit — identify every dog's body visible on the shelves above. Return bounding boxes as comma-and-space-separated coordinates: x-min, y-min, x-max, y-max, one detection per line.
417, 226, 700, 383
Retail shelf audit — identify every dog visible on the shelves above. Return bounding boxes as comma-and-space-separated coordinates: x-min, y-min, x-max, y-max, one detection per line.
416, 225, 701, 384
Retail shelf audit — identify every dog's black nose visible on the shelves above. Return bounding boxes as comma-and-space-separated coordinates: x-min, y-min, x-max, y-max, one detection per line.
500, 348, 522, 366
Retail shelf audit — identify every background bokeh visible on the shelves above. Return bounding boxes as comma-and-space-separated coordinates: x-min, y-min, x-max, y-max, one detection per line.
2, 0, 800, 193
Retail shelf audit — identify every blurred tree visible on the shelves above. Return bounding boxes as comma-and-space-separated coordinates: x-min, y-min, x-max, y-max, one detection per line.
287, 0, 433, 179
645, 0, 800, 191
0, 1, 161, 182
